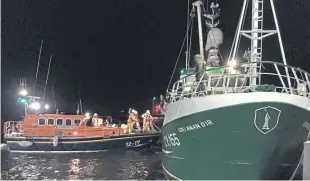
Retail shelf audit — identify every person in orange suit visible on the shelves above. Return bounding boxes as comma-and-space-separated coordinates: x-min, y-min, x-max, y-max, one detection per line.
142, 110, 154, 132
132, 110, 141, 132
126, 109, 140, 133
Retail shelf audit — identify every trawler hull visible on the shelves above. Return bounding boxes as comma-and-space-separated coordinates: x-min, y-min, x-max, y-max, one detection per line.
5, 132, 160, 153
161, 92, 310, 180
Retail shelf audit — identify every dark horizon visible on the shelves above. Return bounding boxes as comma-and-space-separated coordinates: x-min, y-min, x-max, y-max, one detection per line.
2, 0, 310, 120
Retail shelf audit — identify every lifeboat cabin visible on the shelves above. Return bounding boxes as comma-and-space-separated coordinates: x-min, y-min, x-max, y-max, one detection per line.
4, 114, 160, 153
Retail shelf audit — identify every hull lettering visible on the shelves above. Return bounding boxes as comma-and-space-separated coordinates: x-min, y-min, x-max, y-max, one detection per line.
178, 120, 213, 133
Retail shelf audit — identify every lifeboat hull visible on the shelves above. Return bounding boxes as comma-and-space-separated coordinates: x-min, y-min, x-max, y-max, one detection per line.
4, 132, 160, 153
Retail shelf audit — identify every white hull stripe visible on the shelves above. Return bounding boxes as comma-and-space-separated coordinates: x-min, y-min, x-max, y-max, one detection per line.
164, 92, 310, 126
9, 149, 108, 154
162, 163, 182, 180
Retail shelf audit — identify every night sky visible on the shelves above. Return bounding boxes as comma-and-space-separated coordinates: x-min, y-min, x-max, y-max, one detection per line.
2, 0, 310, 120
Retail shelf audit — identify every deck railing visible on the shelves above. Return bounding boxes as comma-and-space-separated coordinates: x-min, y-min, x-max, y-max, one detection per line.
3, 121, 23, 136
167, 61, 310, 102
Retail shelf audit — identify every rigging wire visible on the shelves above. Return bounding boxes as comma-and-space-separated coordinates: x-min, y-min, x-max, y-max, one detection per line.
32, 39, 44, 97
166, 16, 194, 93
187, 15, 194, 68
42, 54, 52, 101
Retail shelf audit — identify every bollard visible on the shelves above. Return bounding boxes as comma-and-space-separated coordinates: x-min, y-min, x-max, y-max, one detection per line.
304, 141, 310, 180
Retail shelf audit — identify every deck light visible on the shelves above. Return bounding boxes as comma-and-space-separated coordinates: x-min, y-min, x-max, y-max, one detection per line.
44, 104, 49, 110
19, 89, 28, 96
227, 60, 237, 68
30, 102, 40, 110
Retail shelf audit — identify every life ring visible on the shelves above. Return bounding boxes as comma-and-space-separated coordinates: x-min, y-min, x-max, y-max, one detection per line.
53, 136, 58, 147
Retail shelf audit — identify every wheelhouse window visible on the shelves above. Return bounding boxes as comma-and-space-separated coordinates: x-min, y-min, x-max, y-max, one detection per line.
38, 118, 46, 126
56, 119, 63, 125
47, 119, 54, 125
65, 119, 72, 126
74, 119, 81, 126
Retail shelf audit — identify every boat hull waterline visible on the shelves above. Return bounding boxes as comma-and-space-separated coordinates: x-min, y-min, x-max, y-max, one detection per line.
161, 92, 310, 180
6, 132, 160, 153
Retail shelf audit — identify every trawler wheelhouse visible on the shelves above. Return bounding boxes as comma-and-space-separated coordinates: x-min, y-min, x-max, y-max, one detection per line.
169, 61, 310, 102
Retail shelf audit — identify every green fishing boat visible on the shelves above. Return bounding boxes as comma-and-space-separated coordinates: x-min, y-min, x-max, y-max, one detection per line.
161, 0, 310, 179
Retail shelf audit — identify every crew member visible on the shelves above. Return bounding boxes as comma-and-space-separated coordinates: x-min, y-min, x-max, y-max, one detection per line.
126, 109, 140, 133
132, 110, 141, 131
105, 116, 112, 126
92, 113, 99, 126
142, 110, 154, 132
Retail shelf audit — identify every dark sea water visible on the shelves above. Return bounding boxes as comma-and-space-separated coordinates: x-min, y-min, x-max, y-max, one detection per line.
1, 148, 165, 180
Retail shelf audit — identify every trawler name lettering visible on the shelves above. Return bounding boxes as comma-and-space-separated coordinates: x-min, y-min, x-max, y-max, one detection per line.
178, 120, 213, 133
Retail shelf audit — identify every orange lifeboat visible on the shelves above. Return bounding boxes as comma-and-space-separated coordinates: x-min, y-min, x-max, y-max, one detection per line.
4, 113, 160, 153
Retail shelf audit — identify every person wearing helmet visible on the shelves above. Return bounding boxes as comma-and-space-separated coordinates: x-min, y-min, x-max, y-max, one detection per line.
92, 113, 98, 126
142, 110, 154, 132
126, 109, 140, 133
132, 110, 141, 132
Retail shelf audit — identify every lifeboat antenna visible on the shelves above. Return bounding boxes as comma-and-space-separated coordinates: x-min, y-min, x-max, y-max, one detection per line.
77, 100, 80, 115
77, 98, 83, 115
52, 84, 58, 113
20, 78, 27, 90
80, 99, 83, 113
42, 54, 52, 101
20, 78, 27, 114
32, 39, 44, 97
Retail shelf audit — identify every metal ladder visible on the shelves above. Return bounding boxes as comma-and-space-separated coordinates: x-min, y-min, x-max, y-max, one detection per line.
250, 0, 264, 85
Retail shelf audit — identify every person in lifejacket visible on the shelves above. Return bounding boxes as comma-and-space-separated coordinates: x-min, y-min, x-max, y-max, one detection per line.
105, 116, 112, 126
142, 110, 154, 132
92, 113, 98, 126
126, 109, 140, 133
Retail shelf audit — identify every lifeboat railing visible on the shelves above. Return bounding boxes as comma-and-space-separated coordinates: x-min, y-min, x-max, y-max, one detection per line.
3, 121, 23, 136
167, 61, 310, 102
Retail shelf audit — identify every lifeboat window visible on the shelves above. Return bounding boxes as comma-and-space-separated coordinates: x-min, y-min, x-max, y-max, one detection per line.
38, 118, 46, 126
74, 119, 81, 126
65, 119, 72, 126
47, 119, 55, 125
56, 119, 63, 125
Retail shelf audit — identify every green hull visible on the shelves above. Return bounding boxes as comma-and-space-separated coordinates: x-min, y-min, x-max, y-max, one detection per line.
162, 101, 310, 180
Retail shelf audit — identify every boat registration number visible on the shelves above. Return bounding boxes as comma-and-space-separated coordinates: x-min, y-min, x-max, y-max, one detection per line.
125, 140, 140, 147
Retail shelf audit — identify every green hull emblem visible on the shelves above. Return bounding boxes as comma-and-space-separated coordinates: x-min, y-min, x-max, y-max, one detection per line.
254, 106, 281, 134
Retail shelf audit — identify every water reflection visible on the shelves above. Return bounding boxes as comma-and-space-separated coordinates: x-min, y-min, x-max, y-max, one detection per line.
1, 148, 165, 180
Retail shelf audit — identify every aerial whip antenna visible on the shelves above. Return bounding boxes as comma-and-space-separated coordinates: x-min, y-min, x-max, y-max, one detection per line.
42, 54, 52, 101
32, 39, 44, 97
52, 84, 57, 111
80, 99, 83, 113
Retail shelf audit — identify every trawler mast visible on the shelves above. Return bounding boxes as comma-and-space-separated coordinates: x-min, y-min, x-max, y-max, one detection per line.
230, 0, 291, 89
192, 1, 205, 59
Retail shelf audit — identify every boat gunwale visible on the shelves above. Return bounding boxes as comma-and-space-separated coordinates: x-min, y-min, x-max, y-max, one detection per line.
167, 60, 310, 102
4, 131, 160, 140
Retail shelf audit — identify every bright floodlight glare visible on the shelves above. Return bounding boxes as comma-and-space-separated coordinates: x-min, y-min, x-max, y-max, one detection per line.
153, 97, 156, 100
44, 104, 49, 110
228, 60, 237, 68
85, 112, 90, 117
19, 89, 28, 96
30, 102, 40, 110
